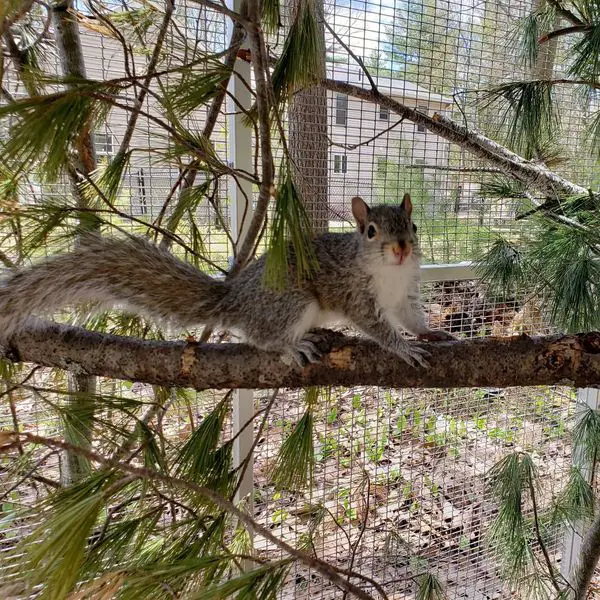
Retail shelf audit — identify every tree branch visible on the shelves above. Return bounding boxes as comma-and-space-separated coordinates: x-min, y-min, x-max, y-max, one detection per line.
2, 431, 378, 600
2, 324, 600, 390
321, 78, 587, 199
545, 0, 584, 26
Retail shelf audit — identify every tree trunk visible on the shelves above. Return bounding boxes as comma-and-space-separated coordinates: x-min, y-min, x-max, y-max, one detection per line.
52, 0, 98, 484
288, 0, 329, 234
4, 325, 600, 391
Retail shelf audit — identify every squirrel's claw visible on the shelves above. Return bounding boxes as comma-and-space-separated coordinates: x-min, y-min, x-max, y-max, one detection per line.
399, 344, 430, 369
287, 336, 325, 368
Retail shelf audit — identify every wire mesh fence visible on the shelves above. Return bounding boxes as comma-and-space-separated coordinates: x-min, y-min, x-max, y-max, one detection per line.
1, 0, 599, 598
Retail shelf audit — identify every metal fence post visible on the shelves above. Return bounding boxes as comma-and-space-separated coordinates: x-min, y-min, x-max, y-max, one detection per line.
226, 2, 255, 516
560, 388, 600, 579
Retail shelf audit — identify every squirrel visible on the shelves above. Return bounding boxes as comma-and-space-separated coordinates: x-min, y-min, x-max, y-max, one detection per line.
0, 194, 453, 367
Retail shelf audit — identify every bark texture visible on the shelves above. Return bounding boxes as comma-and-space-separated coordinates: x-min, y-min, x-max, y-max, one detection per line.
289, 84, 330, 234
288, 0, 329, 234
3, 325, 600, 390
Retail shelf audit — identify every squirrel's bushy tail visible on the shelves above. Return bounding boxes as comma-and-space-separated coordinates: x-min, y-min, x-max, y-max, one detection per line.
0, 235, 229, 336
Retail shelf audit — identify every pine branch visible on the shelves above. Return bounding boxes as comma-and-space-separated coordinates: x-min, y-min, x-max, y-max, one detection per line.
232, 2, 275, 272
0, 0, 36, 38
3, 323, 600, 389
3, 431, 379, 600
539, 25, 592, 43
320, 78, 587, 199
545, 0, 585, 26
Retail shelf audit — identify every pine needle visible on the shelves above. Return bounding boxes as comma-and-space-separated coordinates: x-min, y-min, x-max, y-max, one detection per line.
165, 181, 211, 234
478, 81, 559, 159
262, 0, 281, 33
416, 572, 446, 600
573, 404, 600, 465
551, 466, 595, 526
17, 472, 115, 599
264, 166, 319, 290
510, 5, 556, 67
271, 0, 324, 102
474, 237, 525, 297
568, 24, 600, 82
530, 226, 600, 332
485, 453, 536, 580
175, 396, 234, 495
187, 561, 290, 600
0, 90, 112, 182
270, 409, 315, 491
82, 150, 132, 206
162, 68, 231, 118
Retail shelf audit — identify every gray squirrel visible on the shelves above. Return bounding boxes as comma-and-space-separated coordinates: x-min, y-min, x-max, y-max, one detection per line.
0, 194, 453, 367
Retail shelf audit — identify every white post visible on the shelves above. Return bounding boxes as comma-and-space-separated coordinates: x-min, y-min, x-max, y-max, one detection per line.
560, 388, 600, 579
226, 2, 255, 519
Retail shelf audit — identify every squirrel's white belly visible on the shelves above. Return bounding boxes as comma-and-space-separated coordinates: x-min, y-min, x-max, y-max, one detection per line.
370, 263, 414, 313
292, 302, 348, 341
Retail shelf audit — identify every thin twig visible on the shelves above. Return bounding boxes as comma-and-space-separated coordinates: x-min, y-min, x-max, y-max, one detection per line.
343, 473, 372, 599
117, 0, 175, 156
527, 470, 561, 592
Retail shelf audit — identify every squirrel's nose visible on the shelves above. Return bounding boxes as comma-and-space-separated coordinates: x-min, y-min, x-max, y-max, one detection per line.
393, 240, 407, 256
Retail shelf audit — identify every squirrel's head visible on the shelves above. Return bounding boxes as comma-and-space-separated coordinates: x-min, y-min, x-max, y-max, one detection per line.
351, 194, 418, 267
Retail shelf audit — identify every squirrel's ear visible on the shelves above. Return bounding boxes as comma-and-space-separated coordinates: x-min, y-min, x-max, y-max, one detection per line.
400, 193, 413, 217
351, 196, 370, 232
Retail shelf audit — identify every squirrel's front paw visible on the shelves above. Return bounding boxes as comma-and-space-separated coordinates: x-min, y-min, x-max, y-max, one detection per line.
286, 334, 326, 368
399, 344, 430, 369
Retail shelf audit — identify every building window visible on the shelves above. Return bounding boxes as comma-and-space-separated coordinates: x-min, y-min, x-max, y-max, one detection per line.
416, 105, 427, 133
336, 94, 348, 126
379, 105, 389, 120
333, 154, 347, 174
93, 132, 114, 157
136, 168, 148, 215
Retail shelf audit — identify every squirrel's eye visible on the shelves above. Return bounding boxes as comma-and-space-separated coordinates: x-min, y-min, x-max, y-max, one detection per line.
413, 224, 417, 233
367, 224, 377, 239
